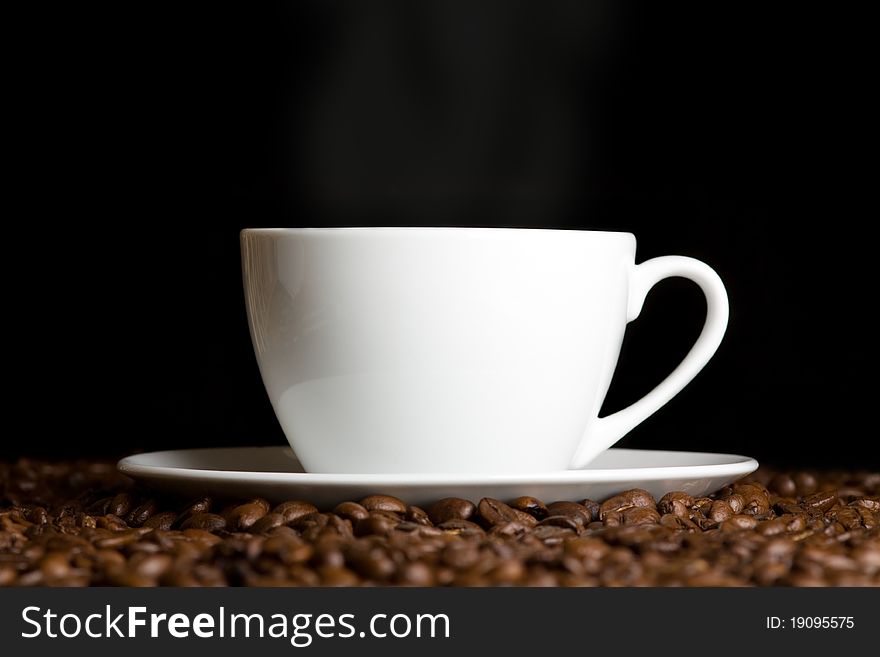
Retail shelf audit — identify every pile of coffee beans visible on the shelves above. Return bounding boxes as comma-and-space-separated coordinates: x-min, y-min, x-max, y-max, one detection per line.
1, 460, 878, 586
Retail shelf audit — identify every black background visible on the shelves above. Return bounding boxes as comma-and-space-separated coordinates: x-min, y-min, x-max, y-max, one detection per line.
7, 2, 874, 467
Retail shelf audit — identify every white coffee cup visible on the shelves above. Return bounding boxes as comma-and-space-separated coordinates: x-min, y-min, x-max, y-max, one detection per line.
241, 228, 728, 474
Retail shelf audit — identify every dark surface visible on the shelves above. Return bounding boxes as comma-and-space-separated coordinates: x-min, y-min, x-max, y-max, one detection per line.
1, 460, 878, 586
5, 3, 873, 465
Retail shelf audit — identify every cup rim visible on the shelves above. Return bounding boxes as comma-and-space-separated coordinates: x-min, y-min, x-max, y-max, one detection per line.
241, 227, 635, 239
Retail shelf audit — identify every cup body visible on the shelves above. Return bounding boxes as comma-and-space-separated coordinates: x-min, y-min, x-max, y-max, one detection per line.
242, 227, 636, 473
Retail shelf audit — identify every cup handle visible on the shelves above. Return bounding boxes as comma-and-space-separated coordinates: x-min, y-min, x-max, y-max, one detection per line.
569, 256, 730, 469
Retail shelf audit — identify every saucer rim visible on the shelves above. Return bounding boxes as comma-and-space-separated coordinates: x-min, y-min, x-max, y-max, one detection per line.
118, 446, 759, 485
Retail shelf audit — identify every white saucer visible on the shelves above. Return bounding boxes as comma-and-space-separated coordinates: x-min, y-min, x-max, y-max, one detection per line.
117, 447, 758, 508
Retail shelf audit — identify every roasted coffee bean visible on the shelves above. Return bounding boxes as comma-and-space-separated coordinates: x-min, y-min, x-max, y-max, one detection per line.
0, 517, 25, 536
110, 571, 159, 587
0, 532, 17, 550
7, 509, 29, 525
732, 483, 771, 516
360, 495, 407, 515
828, 507, 862, 530
510, 508, 538, 527
321, 515, 353, 540
131, 553, 173, 579
709, 500, 734, 523
333, 501, 369, 522
851, 498, 880, 512
126, 500, 157, 527
771, 496, 798, 515
580, 499, 601, 523
489, 521, 529, 536
622, 507, 661, 525
346, 543, 396, 580
176, 497, 212, 526
547, 501, 592, 528
490, 558, 525, 584
273, 500, 318, 524
600, 489, 656, 519
405, 505, 432, 526
180, 513, 227, 532
290, 512, 329, 532
437, 519, 485, 537
602, 511, 623, 527
428, 498, 475, 525
181, 528, 222, 545
143, 511, 177, 530
76, 512, 96, 529
783, 514, 807, 533
852, 543, 880, 571
191, 563, 226, 586
85, 496, 112, 515
757, 518, 789, 536
52, 500, 83, 520
96, 514, 127, 531
564, 536, 609, 560
477, 498, 520, 526
510, 496, 549, 520
310, 536, 345, 568
660, 513, 698, 531
250, 513, 286, 534
396, 561, 435, 586
298, 515, 341, 542
184, 497, 213, 515
658, 491, 694, 515
95, 530, 143, 549
57, 515, 77, 532
224, 503, 267, 531
262, 536, 312, 564
855, 507, 877, 529
537, 515, 580, 531
109, 493, 134, 518
247, 498, 271, 513
523, 567, 560, 586
667, 500, 690, 520
40, 552, 72, 579
804, 490, 839, 513
128, 540, 162, 555
410, 523, 444, 538
319, 565, 359, 586
769, 474, 797, 497
0, 566, 16, 586
441, 541, 480, 568
354, 513, 399, 537
94, 548, 126, 572
723, 493, 745, 514
793, 472, 818, 496
532, 525, 576, 543
721, 515, 759, 531
692, 497, 714, 515
26, 507, 48, 525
